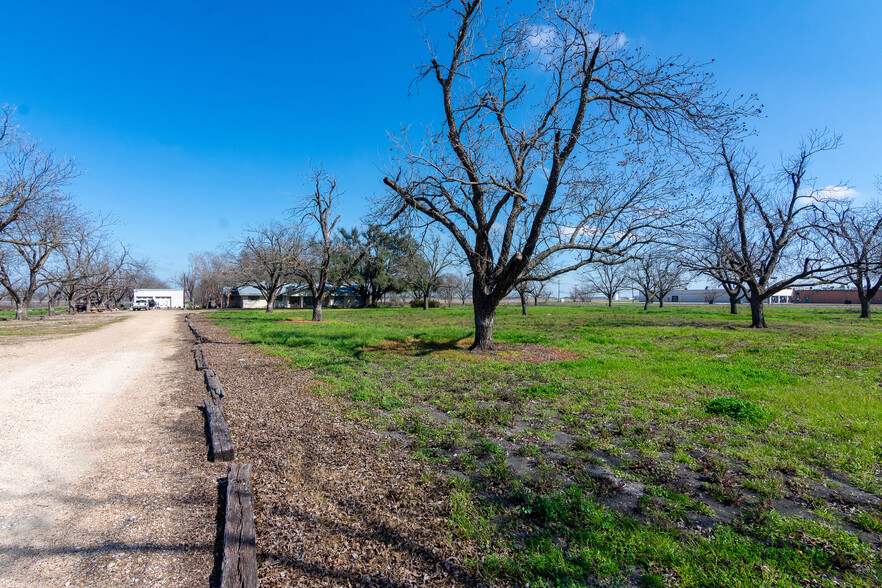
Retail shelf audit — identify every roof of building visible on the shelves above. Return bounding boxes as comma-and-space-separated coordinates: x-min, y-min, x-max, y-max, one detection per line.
231, 285, 359, 297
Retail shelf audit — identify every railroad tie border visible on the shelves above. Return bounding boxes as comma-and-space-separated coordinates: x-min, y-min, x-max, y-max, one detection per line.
187, 319, 255, 586
194, 347, 208, 371
221, 463, 257, 588
204, 397, 235, 462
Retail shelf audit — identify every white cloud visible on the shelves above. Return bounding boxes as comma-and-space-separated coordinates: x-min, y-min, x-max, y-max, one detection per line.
525, 27, 628, 55
814, 185, 857, 200
526, 25, 556, 49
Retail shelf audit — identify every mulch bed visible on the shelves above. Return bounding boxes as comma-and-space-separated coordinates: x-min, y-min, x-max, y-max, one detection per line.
191, 315, 494, 588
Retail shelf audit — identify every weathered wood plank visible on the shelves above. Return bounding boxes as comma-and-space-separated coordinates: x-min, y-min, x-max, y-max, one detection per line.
204, 368, 224, 399
221, 463, 257, 588
188, 321, 207, 343
204, 398, 234, 462
194, 348, 207, 371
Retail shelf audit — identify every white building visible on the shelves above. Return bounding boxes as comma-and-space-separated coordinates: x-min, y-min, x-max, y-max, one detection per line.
133, 288, 185, 309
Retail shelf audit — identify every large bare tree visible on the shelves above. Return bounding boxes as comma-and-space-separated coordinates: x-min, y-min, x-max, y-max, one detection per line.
706, 131, 845, 327
382, 1, 752, 349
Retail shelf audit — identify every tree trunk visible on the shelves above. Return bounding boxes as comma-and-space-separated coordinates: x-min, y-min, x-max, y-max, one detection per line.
519, 291, 528, 316
659, 298, 665, 308
607, 296, 613, 307
423, 296, 429, 310
312, 299, 323, 321
728, 293, 739, 315
265, 293, 276, 312
749, 296, 767, 328
859, 296, 871, 319
643, 296, 650, 311
470, 299, 496, 351
15, 300, 28, 320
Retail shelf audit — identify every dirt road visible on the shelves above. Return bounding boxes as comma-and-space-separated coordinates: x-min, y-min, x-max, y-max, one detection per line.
0, 311, 215, 586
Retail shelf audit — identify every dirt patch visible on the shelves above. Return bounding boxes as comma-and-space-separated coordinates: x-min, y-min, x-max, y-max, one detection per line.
192, 315, 492, 587
278, 317, 341, 324
363, 337, 582, 364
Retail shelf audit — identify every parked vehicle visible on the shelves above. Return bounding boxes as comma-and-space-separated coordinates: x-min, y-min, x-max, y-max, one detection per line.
75, 302, 87, 312
132, 300, 150, 311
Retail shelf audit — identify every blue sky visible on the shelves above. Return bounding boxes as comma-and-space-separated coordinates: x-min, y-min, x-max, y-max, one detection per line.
2, 1, 879, 286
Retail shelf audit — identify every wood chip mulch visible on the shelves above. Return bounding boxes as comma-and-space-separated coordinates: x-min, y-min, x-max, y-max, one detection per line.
191, 315, 495, 588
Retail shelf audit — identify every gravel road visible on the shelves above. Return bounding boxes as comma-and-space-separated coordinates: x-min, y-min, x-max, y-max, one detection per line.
0, 311, 215, 586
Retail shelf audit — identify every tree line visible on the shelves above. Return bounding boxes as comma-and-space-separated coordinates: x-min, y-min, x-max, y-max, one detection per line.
11, 1, 882, 347
175, 167, 475, 317
0, 106, 165, 319
196, 0, 881, 352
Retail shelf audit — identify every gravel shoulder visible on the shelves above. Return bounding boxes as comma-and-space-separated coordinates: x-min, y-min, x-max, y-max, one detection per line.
0, 311, 216, 586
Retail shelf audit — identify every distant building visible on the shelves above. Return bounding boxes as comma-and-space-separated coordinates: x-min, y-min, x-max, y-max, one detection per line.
133, 288, 185, 309
636, 288, 739, 304
792, 288, 882, 305
635, 288, 793, 304
227, 285, 363, 309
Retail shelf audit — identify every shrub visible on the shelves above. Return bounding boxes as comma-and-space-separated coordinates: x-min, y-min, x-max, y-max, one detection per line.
409, 299, 441, 308
706, 396, 771, 424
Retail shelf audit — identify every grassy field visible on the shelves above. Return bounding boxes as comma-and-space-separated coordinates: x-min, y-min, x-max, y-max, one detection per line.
0, 309, 127, 338
210, 304, 882, 587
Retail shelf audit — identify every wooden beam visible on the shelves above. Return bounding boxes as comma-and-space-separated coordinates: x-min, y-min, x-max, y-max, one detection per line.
188, 321, 208, 343
194, 348, 207, 371
204, 369, 225, 399
204, 398, 234, 462
221, 463, 257, 588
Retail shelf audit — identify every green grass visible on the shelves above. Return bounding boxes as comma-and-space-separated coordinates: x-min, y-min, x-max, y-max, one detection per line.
210, 303, 882, 586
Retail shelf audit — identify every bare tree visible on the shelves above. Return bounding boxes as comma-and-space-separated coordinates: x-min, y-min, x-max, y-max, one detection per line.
233, 221, 300, 313
653, 254, 688, 308
0, 199, 83, 319
628, 257, 657, 311
292, 167, 365, 321
513, 280, 531, 315
688, 220, 745, 314
381, 1, 752, 349
437, 273, 460, 307
528, 280, 550, 307
175, 268, 198, 309
582, 262, 628, 307
709, 131, 845, 327
814, 195, 882, 318
402, 232, 456, 310
453, 271, 470, 305
570, 285, 591, 303
703, 288, 724, 305
1, 107, 79, 244
106, 257, 166, 308
189, 252, 234, 308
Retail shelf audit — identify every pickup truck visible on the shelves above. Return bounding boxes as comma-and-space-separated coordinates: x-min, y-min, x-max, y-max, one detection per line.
132, 300, 150, 311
